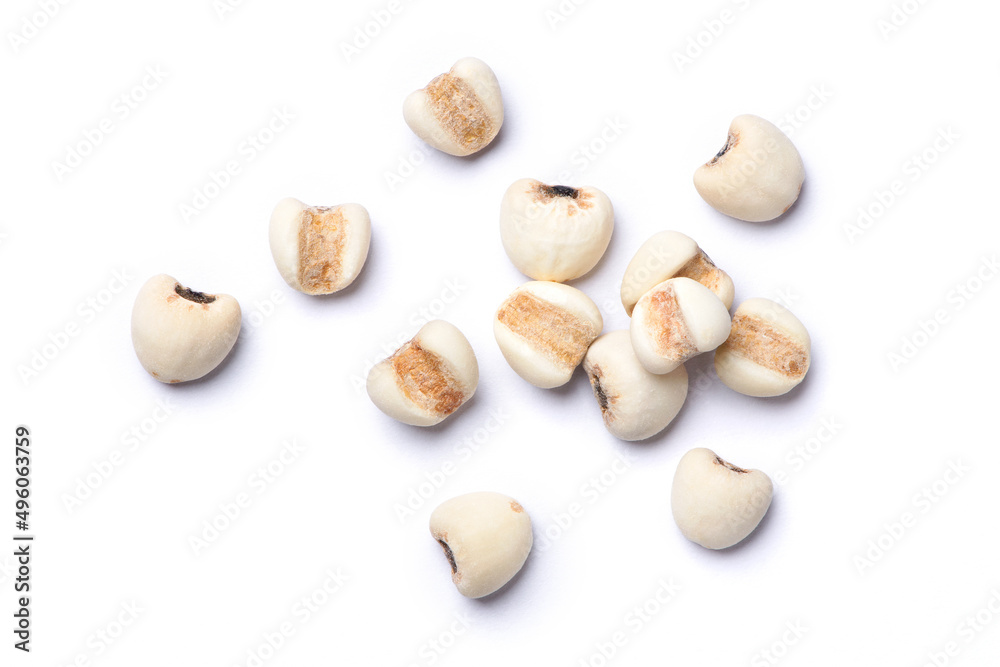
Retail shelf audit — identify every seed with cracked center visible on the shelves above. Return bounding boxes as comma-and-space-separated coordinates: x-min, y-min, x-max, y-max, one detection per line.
390, 342, 466, 417
497, 291, 599, 368
297, 206, 346, 293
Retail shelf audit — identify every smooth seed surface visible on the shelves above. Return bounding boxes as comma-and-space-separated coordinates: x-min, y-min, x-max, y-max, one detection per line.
499, 178, 614, 282
429, 491, 533, 598
583, 331, 689, 441
693, 114, 804, 222
130, 274, 241, 383
671, 447, 773, 549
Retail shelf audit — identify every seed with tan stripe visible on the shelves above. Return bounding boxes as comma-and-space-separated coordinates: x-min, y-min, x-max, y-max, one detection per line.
403, 57, 503, 157
367, 320, 479, 426
620, 230, 734, 316
714, 298, 810, 397
494, 281, 603, 388
630, 277, 731, 374
269, 197, 371, 295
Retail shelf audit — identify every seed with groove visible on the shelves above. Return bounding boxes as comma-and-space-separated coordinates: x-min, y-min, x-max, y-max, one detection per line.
429, 492, 532, 598
366, 320, 478, 427
269, 197, 371, 295
630, 277, 731, 375
714, 298, 811, 397
403, 57, 503, 157
583, 331, 688, 441
494, 281, 603, 388
671, 447, 773, 549
620, 230, 734, 316
499, 178, 614, 282
131, 274, 241, 383
693, 114, 805, 222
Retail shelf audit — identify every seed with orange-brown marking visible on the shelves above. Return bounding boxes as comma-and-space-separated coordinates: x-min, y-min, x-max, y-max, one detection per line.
494, 281, 603, 389
297, 206, 346, 294
390, 341, 467, 419
425, 73, 495, 154
645, 286, 698, 362
269, 198, 371, 295
403, 57, 504, 157
714, 298, 811, 397
630, 277, 732, 375
620, 231, 734, 316
367, 320, 479, 427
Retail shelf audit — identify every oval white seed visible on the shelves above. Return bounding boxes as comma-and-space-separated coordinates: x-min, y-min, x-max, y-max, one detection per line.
714, 298, 811, 397
499, 178, 614, 282
269, 197, 371, 295
131, 274, 241, 383
630, 277, 731, 374
671, 447, 773, 550
403, 57, 503, 157
583, 331, 689, 441
429, 492, 532, 598
620, 230, 734, 316
367, 320, 478, 427
494, 281, 603, 388
693, 114, 805, 222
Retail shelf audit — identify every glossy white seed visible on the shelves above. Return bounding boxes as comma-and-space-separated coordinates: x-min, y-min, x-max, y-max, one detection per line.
429, 492, 532, 598
131, 274, 241, 383
499, 178, 614, 282
403, 57, 503, 157
269, 197, 371, 295
367, 320, 478, 427
620, 230, 734, 316
494, 281, 603, 388
671, 447, 773, 549
630, 277, 731, 374
693, 114, 805, 222
715, 298, 811, 397
583, 331, 689, 441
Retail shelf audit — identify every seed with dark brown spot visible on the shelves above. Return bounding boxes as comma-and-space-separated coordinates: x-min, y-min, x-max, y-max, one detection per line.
175, 284, 216, 304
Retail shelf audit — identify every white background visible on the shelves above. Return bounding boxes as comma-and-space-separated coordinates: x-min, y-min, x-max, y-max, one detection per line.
3, 0, 1000, 665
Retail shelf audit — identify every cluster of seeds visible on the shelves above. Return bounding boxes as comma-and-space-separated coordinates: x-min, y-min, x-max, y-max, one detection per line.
130, 56, 812, 598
